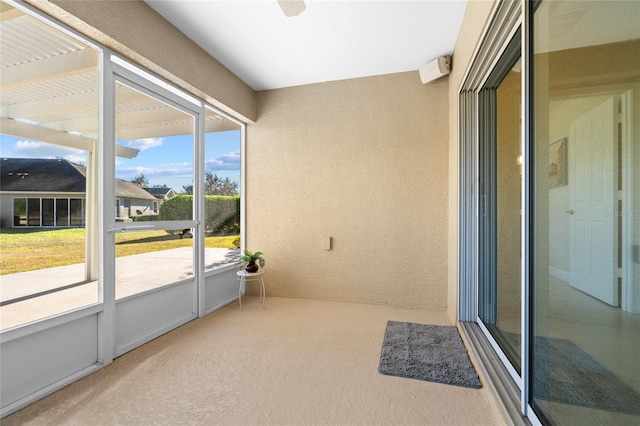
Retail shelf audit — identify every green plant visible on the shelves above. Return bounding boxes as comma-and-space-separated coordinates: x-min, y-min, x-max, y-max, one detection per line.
239, 249, 265, 268
232, 236, 241, 248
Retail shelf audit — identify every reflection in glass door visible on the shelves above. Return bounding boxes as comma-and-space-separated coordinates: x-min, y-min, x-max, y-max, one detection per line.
478, 32, 523, 375
531, 0, 640, 423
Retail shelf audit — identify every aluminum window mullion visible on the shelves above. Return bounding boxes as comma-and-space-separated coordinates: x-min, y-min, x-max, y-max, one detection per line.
98, 48, 116, 367
111, 56, 201, 108
111, 63, 200, 115
522, 0, 534, 420
478, 89, 498, 325
239, 123, 246, 254
459, 90, 477, 322
195, 104, 206, 318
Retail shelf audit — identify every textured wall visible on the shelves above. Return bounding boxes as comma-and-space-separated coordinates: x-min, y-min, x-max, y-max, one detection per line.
25, 0, 256, 122
247, 72, 449, 309
447, 0, 496, 323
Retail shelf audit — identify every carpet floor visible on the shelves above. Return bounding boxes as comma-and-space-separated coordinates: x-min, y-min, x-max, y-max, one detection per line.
2, 297, 504, 425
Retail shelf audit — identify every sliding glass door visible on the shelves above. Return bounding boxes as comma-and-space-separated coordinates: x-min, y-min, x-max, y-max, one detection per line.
461, 1, 639, 424
530, 1, 640, 423
478, 32, 523, 377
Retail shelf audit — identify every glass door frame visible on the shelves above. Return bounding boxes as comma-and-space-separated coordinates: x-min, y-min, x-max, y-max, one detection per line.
458, 0, 524, 382
476, 28, 524, 386
458, 0, 540, 423
99, 51, 206, 360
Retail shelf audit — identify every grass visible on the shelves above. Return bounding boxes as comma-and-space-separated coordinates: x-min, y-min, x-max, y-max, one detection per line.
0, 228, 239, 275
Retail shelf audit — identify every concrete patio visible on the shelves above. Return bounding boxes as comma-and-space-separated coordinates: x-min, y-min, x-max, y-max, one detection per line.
0, 247, 240, 330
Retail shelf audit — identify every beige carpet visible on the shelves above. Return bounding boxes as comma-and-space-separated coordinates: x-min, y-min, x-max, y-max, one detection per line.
3, 297, 505, 425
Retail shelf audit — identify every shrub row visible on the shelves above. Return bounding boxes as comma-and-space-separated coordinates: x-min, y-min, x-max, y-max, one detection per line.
130, 214, 159, 222
159, 195, 240, 234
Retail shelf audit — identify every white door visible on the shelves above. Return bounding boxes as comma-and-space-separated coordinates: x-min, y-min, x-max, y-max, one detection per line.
111, 72, 200, 357
568, 97, 617, 305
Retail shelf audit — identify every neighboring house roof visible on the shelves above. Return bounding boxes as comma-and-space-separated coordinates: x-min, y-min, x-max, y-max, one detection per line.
0, 158, 85, 192
115, 180, 157, 201
0, 158, 157, 201
144, 187, 175, 199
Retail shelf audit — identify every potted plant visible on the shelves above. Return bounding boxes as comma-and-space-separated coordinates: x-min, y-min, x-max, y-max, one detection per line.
239, 249, 265, 273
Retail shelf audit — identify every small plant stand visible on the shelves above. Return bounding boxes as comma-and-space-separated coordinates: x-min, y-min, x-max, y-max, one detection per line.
236, 270, 266, 310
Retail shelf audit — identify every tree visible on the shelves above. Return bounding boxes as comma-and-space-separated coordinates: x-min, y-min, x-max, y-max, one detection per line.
179, 174, 237, 195
205, 172, 238, 196
153, 184, 169, 188
182, 184, 193, 195
130, 174, 149, 187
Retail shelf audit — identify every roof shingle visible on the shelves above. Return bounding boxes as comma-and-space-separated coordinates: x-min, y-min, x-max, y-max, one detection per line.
0, 158, 157, 201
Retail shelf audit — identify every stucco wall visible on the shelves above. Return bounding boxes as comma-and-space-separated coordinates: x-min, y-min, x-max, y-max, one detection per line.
447, 0, 497, 323
247, 72, 449, 309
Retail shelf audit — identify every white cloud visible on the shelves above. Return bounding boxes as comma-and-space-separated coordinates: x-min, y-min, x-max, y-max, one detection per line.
13, 140, 87, 163
117, 162, 194, 181
15, 140, 41, 151
126, 137, 164, 151
205, 151, 240, 171
63, 154, 88, 165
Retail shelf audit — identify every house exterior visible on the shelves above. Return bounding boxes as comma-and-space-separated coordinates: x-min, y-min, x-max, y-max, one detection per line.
143, 187, 177, 213
0, 1, 638, 425
0, 158, 159, 227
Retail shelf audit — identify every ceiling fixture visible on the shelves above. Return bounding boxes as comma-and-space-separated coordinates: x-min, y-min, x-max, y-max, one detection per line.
277, 0, 306, 17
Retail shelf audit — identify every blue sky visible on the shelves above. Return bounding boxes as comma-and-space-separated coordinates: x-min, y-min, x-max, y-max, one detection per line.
0, 130, 241, 192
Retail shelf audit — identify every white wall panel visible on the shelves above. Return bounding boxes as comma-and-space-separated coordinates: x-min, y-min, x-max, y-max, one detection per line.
114, 281, 196, 357
205, 268, 241, 313
1, 314, 99, 411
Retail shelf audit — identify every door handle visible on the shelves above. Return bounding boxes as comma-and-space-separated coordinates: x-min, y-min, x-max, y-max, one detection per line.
107, 225, 155, 233
566, 209, 574, 215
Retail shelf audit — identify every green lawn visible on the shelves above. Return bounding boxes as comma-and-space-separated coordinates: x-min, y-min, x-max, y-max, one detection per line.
0, 228, 239, 275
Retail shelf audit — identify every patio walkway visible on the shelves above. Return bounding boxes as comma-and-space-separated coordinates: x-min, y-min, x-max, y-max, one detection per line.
0, 247, 240, 330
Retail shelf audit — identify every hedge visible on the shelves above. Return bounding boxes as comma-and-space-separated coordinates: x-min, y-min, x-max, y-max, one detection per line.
159, 195, 240, 234
130, 214, 159, 222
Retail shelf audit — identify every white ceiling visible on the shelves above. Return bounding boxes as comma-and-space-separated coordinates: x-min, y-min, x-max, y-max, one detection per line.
145, 0, 468, 91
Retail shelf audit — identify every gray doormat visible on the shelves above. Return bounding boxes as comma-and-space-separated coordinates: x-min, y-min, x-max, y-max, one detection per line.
378, 321, 482, 389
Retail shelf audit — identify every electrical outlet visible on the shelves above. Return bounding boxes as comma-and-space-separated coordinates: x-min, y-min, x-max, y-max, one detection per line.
322, 236, 332, 250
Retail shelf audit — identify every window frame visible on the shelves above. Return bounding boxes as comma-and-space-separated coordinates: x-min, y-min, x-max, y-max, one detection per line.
457, 0, 541, 423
